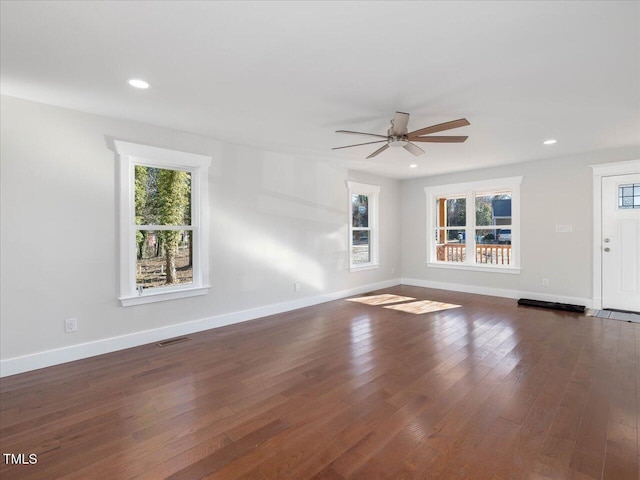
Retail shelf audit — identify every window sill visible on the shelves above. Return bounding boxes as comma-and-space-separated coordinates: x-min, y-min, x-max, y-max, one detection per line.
427, 262, 520, 274
120, 286, 210, 307
350, 263, 380, 272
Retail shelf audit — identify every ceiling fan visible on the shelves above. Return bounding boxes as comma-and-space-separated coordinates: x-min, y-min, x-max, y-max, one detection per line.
333, 112, 469, 159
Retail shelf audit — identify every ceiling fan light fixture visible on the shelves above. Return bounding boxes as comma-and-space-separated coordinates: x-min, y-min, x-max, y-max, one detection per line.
388, 136, 408, 148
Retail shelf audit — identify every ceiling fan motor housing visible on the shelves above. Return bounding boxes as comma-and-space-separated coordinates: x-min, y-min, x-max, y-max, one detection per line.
388, 135, 408, 147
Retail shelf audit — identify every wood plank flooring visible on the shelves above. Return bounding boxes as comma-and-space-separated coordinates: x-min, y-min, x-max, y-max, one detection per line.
1, 286, 638, 479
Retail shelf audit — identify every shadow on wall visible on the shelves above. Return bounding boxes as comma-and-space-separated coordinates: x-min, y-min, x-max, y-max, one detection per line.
214, 210, 327, 291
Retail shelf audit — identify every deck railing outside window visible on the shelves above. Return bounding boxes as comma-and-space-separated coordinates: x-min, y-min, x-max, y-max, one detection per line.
437, 243, 512, 265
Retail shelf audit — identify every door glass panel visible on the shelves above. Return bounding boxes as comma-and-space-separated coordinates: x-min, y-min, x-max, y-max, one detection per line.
618, 183, 640, 209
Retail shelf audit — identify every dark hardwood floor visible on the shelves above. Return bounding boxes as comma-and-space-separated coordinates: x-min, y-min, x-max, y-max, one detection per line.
1, 286, 638, 479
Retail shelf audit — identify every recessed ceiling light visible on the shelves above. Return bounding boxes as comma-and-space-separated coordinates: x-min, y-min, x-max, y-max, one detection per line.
409, 164, 418, 168
543, 139, 557, 145
128, 79, 150, 89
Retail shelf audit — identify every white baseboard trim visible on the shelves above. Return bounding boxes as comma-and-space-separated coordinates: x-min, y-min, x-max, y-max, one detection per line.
401, 277, 593, 309
0, 278, 401, 378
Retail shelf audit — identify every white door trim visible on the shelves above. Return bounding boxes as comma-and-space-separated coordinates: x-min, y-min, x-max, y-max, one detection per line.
590, 159, 640, 309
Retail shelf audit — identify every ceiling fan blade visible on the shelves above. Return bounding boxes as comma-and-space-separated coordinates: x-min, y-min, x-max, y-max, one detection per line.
403, 142, 425, 156
407, 118, 470, 138
391, 111, 410, 135
335, 130, 388, 139
410, 135, 468, 143
332, 140, 387, 151
366, 144, 390, 159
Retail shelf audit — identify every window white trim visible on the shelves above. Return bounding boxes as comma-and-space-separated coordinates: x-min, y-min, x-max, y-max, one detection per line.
347, 181, 380, 271
114, 141, 212, 306
425, 262, 521, 274
424, 176, 522, 273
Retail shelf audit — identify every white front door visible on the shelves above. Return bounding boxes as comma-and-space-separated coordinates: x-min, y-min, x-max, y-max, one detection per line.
602, 173, 640, 312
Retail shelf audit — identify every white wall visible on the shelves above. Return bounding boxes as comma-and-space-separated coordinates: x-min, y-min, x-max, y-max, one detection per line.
400, 148, 640, 305
3, 94, 637, 376
0, 96, 401, 373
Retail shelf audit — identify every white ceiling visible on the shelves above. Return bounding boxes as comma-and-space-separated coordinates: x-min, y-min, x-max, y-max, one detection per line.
1, 1, 638, 179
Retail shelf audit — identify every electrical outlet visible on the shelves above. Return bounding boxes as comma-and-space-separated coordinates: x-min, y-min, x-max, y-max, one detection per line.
65, 318, 78, 333
542, 278, 550, 287
294, 283, 301, 292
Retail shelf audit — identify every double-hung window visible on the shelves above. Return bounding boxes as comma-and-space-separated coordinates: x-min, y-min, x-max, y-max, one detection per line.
425, 176, 522, 273
115, 141, 211, 306
347, 181, 380, 271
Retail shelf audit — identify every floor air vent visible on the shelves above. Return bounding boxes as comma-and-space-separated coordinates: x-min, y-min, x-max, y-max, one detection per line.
157, 336, 189, 347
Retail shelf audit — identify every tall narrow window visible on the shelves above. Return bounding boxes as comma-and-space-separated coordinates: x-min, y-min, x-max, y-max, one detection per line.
425, 177, 521, 273
352, 194, 371, 264
115, 141, 211, 306
347, 181, 380, 271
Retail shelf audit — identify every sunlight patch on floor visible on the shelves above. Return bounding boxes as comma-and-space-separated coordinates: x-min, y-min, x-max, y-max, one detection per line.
383, 300, 461, 315
346, 294, 416, 305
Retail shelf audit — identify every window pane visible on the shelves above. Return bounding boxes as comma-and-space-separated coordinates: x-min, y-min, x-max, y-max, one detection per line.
435, 229, 466, 262
475, 229, 512, 265
135, 166, 192, 225
476, 192, 512, 226
475, 228, 498, 244
475, 228, 512, 244
445, 198, 466, 227
435, 229, 467, 243
446, 229, 466, 243
136, 230, 193, 289
352, 194, 369, 227
352, 230, 371, 264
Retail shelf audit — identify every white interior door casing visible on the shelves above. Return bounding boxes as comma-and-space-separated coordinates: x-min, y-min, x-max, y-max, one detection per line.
602, 173, 640, 312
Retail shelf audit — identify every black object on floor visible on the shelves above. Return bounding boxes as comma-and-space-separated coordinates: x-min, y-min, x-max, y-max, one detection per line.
517, 298, 585, 313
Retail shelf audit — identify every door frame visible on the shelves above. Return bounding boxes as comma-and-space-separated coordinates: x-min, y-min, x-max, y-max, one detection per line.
590, 159, 640, 310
